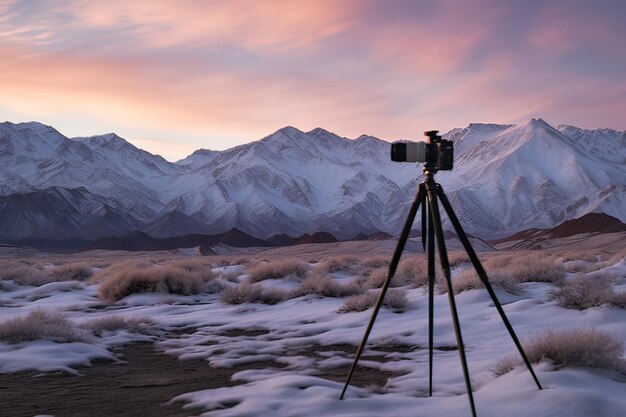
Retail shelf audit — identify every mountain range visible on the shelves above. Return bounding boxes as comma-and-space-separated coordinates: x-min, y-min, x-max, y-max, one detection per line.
0, 119, 624, 243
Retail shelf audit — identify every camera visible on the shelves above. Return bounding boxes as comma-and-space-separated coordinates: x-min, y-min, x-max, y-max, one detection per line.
390, 130, 453, 171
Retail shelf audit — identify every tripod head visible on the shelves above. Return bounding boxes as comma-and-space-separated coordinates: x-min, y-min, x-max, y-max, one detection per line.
390, 130, 454, 172
422, 130, 453, 172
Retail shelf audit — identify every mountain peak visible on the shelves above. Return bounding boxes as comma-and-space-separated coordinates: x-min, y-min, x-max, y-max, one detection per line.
275, 126, 303, 136
0, 121, 66, 143
517, 118, 552, 130
308, 127, 333, 136
81, 132, 131, 148
503, 118, 563, 138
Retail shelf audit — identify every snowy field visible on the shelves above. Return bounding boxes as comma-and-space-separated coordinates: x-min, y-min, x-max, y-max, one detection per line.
0, 240, 625, 417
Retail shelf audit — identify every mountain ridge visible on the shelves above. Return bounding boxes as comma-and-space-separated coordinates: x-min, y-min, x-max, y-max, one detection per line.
0, 119, 624, 241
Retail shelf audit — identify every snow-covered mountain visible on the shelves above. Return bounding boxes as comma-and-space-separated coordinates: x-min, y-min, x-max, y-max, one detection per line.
0, 119, 624, 241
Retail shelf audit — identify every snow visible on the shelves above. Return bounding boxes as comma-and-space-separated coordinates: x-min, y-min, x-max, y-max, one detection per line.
0, 250, 624, 416
1, 119, 624, 240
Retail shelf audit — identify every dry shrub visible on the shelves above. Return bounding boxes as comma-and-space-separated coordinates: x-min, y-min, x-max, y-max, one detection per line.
0, 308, 87, 344
98, 265, 210, 302
448, 251, 470, 268
316, 255, 363, 275
394, 257, 429, 288
81, 315, 153, 336
220, 283, 288, 305
295, 273, 362, 298
356, 267, 411, 289
491, 253, 564, 284
89, 260, 155, 284
47, 262, 93, 281
556, 250, 602, 263
339, 289, 408, 313
547, 274, 624, 310
360, 256, 390, 268
219, 271, 242, 282
608, 247, 626, 264
450, 269, 521, 295
163, 259, 217, 281
450, 269, 482, 293
246, 259, 310, 282
483, 253, 515, 268
209, 256, 251, 267
0, 265, 51, 286
493, 328, 625, 376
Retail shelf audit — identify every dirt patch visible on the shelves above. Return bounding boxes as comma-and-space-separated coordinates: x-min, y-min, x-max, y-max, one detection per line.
0, 335, 423, 416
218, 328, 271, 338
286, 343, 414, 388
0, 342, 283, 417
314, 363, 405, 389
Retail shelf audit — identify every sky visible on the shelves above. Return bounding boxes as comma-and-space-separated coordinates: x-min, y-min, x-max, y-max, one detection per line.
1, 0, 625, 161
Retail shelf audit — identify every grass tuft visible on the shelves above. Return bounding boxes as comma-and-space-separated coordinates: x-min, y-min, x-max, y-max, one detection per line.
0, 308, 88, 344
339, 289, 408, 313
220, 283, 289, 305
493, 328, 625, 376
295, 273, 362, 298
547, 273, 624, 310
98, 265, 211, 302
246, 259, 310, 283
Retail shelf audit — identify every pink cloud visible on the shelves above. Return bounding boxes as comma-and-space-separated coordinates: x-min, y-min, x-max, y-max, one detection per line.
0, 0, 624, 159
63, 0, 357, 51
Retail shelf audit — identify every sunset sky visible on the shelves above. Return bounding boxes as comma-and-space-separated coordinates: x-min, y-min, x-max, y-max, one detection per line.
1, 0, 625, 161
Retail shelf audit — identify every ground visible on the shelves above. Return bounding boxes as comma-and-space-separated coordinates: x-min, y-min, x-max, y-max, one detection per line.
0, 235, 624, 417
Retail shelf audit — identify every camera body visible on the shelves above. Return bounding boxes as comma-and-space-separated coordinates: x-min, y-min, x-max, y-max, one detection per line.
390, 130, 453, 171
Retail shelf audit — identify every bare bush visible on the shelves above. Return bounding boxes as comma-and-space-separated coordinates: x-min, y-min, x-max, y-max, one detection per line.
339, 289, 408, 313
608, 247, 626, 264
556, 250, 602, 263
316, 255, 363, 275
81, 315, 153, 336
98, 265, 206, 302
448, 251, 470, 268
450, 269, 483, 293
394, 257, 429, 288
360, 256, 390, 268
483, 253, 515, 268
0, 308, 88, 344
493, 328, 625, 376
89, 260, 155, 284
488, 253, 564, 284
219, 271, 242, 282
163, 259, 217, 282
339, 292, 376, 312
295, 273, 362, 298
547, 274, 622, 310
356, 267, 412, 289
361, 267, 387, 289
47, 262, 94, 281
451, 269, 521, 295
220, 283, 288, 305
0, 265, 52, 286
246, 259, 310, 282
380, 288, 409, 311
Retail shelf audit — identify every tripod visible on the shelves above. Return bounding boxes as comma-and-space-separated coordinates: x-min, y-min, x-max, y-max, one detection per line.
340, 168, 542, 417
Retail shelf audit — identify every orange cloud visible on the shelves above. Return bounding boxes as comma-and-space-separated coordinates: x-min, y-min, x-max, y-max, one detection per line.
0, 0, 624, 160
63, 0, 357, 51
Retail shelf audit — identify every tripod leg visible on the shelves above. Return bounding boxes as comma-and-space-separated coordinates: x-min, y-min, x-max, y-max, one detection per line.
340, 185, 426, 399
421, 197, 427, 252
426, 183, 477, 417
427, 200, 435, 397
435, 185, 543, 390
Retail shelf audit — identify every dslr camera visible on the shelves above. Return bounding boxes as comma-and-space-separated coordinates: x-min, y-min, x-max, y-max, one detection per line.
391, 130, 453, 171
